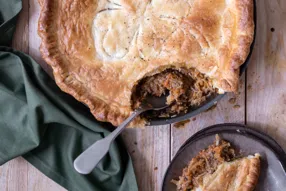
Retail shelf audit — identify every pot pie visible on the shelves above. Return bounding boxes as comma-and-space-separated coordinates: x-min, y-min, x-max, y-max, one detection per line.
172, 135, 261, 191
38, 0, 254, 126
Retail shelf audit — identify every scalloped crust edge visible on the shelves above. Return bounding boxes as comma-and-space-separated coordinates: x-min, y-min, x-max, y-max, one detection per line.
240, 153, 261, 191
37, 0, 254, 126
38, 0, 130, 126
217, 0, 254, 92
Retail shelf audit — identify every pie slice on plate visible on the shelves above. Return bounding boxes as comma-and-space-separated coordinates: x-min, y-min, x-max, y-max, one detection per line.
38, 0, 254, 126
172, 135, 260, 191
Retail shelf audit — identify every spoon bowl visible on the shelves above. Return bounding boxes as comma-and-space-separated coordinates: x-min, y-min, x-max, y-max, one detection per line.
141, 94, 169, 111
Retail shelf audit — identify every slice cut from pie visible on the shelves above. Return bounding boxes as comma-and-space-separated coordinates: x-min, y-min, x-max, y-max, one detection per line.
131, 68, 216, 118
38, 0, 254, 126
172, 135, 260, 191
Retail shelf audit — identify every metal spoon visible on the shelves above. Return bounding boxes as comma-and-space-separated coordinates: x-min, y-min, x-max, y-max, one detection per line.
73, 94, 169, 174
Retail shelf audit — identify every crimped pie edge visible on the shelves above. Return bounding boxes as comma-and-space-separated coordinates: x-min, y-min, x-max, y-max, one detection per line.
38, 0, 254, 126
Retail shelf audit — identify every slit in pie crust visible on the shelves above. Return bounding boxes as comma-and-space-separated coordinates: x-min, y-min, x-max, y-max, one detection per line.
38, 0, 254, 126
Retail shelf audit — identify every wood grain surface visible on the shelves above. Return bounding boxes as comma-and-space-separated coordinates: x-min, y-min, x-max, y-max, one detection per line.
0, 0, 285, 191
246, 0, 286, 149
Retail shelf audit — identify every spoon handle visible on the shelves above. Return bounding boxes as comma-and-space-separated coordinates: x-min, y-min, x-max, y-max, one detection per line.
109, 108, 146, 141
74, 108, 146, 174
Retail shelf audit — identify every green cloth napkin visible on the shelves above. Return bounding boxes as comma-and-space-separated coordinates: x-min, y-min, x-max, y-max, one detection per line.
0, 0, 138, 191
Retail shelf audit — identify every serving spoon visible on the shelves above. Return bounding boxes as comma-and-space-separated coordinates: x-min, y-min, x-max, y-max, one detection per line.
74, 94, 169, 174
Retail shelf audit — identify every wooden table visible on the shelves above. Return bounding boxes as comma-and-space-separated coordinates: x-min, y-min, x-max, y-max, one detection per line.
1, 0, 285, 190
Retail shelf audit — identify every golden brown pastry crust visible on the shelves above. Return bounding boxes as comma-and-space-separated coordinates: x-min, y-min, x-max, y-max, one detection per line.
200, 154, 260, 191
174, 135, 260, 191
38, 0, 254, 126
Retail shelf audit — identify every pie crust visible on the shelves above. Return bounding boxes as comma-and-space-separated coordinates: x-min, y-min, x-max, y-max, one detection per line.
198, 154, 260, 191
173, 136, 260, 191
38, 0, 254, 126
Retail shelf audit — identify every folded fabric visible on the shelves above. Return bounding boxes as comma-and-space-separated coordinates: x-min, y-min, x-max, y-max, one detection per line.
0, 0, 138, 190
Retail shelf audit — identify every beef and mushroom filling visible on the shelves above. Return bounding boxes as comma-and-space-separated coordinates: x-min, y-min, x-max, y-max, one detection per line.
172, 136, 236, 191
132, 68, 217, 118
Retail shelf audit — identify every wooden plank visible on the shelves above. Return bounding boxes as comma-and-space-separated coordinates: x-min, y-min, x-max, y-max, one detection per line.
0, 0, 29, 190
0, 157, 28, 191
29, 0, 53, 76
246, 0, 286, 149
26, 0, 66, 190
27, 163, 66, 191
171, 74, 246, 157
0, 158, 65, 191
122, 125, 170, 191
12, 0, 29, 54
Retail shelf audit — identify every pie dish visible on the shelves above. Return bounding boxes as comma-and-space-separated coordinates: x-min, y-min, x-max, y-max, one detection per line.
38, 0, 254, 126
172, 135, 261, 191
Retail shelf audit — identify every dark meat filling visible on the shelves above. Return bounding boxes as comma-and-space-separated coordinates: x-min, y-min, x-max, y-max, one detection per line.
172, 136, 236, 191
132, 68, 216, 118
